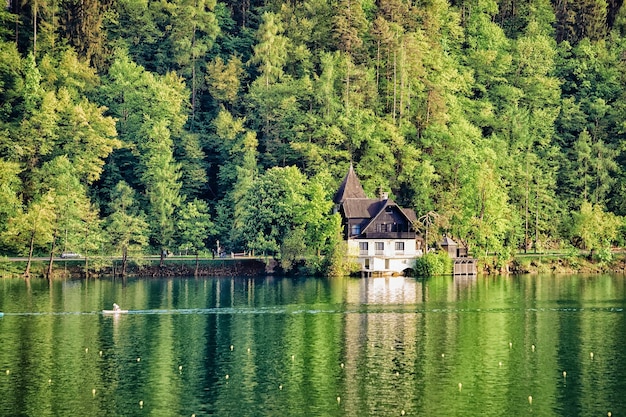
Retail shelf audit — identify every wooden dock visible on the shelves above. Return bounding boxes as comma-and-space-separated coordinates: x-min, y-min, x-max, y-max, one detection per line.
453, 258, 477, 276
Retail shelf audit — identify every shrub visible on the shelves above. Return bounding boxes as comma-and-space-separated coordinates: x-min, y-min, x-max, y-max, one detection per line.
414, 251, 453, 277
595, 247, 613, 264
565, 246, 581, 268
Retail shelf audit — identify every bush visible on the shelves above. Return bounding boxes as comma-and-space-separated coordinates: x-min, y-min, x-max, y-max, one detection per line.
595, 247, 613, 264
413, 251, 453, 277
565, 245, 581, 268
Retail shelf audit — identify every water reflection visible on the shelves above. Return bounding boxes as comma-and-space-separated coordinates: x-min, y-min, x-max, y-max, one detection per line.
0, 274, 625, 416
347, 276, 421, 306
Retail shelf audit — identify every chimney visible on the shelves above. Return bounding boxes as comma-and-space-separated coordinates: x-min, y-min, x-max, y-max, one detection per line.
380, 191, 388, 200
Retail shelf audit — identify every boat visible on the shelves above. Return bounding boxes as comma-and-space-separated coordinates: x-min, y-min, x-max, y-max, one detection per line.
102, 309, 129, 314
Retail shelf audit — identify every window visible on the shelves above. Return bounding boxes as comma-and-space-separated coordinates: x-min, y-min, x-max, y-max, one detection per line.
351, 224, 361, 235
359, 242, 368, 255
395, 242, 405, 253
375, 242, 384, 255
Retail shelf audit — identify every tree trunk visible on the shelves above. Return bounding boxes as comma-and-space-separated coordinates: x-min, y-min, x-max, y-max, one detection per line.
195, 251, 199, 277
525, 177, 529, 253
46, 228, 58, 279
33, 0, 38, 56
345, 55, 350, 115
121, 246, 128, 277
376, 39, 380, 91
191, 22, 197, 125
535, 185, 539, 254
24, 231, 36, 278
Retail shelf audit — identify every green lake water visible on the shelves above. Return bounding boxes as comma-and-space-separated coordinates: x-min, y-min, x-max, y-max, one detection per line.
0, 274, 625, 416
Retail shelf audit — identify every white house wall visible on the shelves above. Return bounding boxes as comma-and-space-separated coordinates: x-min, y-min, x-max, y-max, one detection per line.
348, 239, 422, 274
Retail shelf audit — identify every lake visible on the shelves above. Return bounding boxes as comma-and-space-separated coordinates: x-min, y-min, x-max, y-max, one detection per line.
0, 274, 625, 416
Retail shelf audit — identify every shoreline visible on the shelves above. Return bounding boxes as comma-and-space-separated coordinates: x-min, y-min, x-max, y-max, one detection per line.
2, 254, 626, 279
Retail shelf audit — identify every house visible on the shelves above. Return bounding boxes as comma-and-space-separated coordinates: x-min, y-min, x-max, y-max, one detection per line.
334, 165, 422, 276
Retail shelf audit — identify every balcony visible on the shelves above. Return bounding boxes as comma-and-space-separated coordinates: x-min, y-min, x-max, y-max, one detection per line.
362, 232, 416, 239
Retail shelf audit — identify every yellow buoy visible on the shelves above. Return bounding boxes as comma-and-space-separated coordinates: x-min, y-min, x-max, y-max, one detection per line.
225, 374, 229, 380
137, 357, 141, 362
99, 351, 103, 357
590, 352, 594, 360
247, 348, 251, 353
279, 384, 283, 390
139, 400, 144, 408
92, 388, 96, 396
5, 369, 9, 375
337, 396, 341, 404
563, 371, 567, 378
458, 383, 462, 392
441, 353, 445, 358
509, 342, 513, 349
340, 363, 344, 369
531, 345, 535, 352
85, 348, 89, 353
291, 355, 295, 361
499, 361, 503, 367
401, 410, 406, 416
230, 345, 234, 351
179, 365, 183, 373
528, 396, 533, 405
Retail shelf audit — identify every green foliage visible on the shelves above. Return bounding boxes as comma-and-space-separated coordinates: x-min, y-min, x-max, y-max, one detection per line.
4, 0, 626, 276
413, 251, 453, 277
105, 181, 149, 254
237, 166, 307, 255
564, 245, 581, 268
319, 213, 360, 277
206, 56, 243, 104
570, 201, 622, 250
0, 160, 21, 234
280, 227, 307, 271
175, 199, 215, 254
595, 247, 613, 264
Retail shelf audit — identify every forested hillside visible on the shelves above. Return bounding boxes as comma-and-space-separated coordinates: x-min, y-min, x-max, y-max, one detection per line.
1, 0, 626, 274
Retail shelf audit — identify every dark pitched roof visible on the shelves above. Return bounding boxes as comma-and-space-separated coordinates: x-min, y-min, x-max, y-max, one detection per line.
342, 198, 385, 218
401, 208, 417, 223
333, 164, 367, 204
335, 165, 417, 232
361, 199, 416, 233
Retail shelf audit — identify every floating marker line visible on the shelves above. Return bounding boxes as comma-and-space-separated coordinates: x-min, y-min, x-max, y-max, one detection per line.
0, 306, 623, 317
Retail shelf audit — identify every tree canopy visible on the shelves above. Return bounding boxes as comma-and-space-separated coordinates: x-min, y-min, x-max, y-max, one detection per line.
2, 0, 626, 274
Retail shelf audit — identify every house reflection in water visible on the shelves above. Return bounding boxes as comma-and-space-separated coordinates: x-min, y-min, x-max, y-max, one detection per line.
346, 276, 424, 305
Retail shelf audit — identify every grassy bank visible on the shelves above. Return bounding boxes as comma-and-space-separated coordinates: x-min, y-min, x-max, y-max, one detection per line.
503, 251, 626, 274
0, 257, 269, 279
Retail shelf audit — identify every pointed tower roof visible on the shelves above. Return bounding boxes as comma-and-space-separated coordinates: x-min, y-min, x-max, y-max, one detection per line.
333, 164, 367, 204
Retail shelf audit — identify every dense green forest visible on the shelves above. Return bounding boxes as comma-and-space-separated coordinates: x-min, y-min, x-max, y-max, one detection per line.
1, 0, 626, 275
